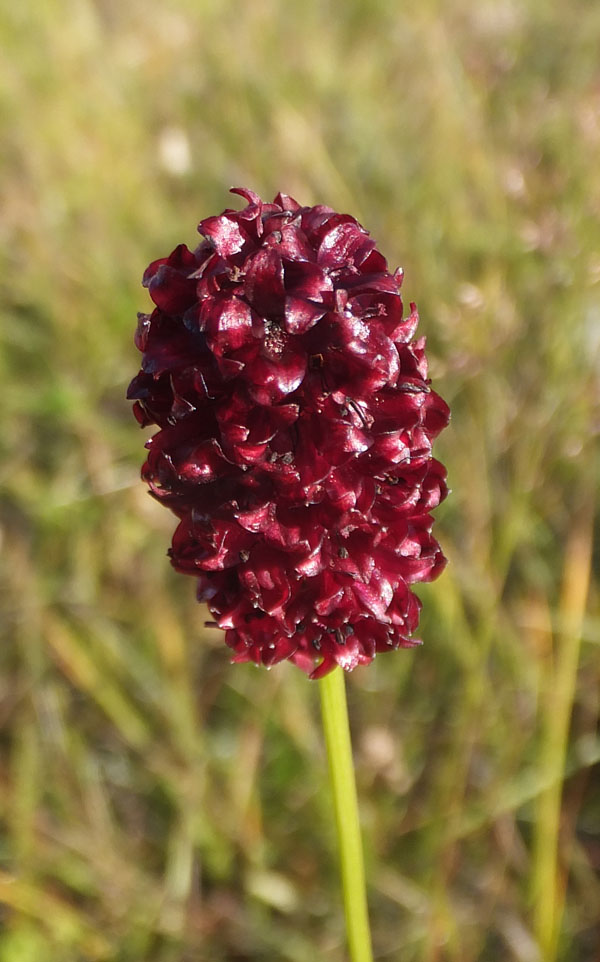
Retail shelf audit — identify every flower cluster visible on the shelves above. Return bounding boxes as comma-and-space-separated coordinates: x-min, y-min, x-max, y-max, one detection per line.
128, 188, 449, 678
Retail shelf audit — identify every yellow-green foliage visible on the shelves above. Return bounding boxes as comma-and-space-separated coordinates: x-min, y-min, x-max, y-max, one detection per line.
1, 1, 598, 959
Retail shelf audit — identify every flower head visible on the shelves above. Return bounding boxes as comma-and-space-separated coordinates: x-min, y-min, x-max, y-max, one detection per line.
128, 188, 449, 678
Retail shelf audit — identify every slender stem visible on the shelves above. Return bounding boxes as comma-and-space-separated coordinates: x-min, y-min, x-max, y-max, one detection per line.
531, 501, 593, 959
319, 667, 374, 962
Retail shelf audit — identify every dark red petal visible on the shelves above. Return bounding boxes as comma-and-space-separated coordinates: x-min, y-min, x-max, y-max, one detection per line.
244, 350, 306, 404
392, 302, 420, 344
318, 220, 376, 268
423, 391, 451, 437
198, 214, 247, 256
143, 244, 197, 287
176, 438, 233, 483
332, 634, 372, 672
353, 570, 393, 620
147, 265, 198, 313
230, 186, 263, 207
309, 653, 339, 679
359, 248, 388, 273
202, 295, 259, 355
139, 312, 207, 376
244, 248, 285, 317
283, 296, 326, 334
283, 260, 333, 300
271, 223, 314, 262
273, 192, 301, 213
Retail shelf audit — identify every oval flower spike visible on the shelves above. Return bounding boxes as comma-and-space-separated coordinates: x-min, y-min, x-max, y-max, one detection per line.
128, 189, 450, 678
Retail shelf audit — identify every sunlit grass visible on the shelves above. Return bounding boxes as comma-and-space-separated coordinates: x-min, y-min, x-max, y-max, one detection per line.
1, 0, 599, 960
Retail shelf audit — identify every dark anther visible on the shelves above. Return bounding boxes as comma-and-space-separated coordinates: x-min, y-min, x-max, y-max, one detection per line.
309, 353, 324, 369
338, 546, 349, 559
239, 549, 250, 562
334, 628, 346, 646
313, 637, 321, 651
398, 380, 430, 394
347, 398, 368, 427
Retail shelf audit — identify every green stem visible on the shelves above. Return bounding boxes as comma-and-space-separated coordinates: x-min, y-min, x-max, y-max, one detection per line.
319, 667, 374, 962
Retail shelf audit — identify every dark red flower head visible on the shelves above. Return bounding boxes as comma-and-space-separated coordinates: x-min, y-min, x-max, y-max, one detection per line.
128, 188, 449, 678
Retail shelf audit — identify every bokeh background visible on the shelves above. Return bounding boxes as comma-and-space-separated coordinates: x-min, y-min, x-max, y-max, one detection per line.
1, 1, 599, 960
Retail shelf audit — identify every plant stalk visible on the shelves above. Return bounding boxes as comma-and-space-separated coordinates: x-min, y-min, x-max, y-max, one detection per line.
319, 667, 374, 962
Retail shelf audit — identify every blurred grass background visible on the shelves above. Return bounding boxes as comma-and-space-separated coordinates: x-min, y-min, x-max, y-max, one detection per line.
1, 0, 599, 959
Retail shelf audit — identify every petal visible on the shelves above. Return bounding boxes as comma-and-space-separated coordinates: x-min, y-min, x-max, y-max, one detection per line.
273, 192, 301, 213
146, 265, 198, 313
245, 350, 307, 404
284, 260, 333, 300
318, 220, 376, 268
423, 391, 451, 437
230, 186, 263, 207
140, 312, 207, 376
176, 437, 233, 482
202, 295, 259, 354
142, 244, 197, 288
283, 296, 326, 334
244, 248, 285, 317
198, 214, 247, 256
273, 223, 315, 261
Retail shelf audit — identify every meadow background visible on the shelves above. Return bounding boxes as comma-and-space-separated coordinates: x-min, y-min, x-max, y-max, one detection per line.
1, 0, 599, 959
